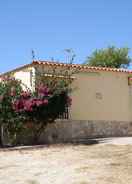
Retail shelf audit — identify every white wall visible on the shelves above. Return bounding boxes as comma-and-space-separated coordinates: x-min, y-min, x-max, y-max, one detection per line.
14, 70, 32, 90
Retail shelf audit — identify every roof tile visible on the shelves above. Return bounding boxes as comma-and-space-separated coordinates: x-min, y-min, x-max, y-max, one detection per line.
32, 60, 132, 74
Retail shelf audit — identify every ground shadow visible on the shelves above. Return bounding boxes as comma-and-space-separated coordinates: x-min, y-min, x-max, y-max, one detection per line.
0, 137, 119, 152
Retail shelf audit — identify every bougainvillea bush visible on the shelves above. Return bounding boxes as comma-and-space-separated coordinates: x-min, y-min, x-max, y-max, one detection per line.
0, 74, 72, 146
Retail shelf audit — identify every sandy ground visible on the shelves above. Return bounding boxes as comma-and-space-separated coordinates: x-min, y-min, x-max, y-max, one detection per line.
0, 137, 132, 184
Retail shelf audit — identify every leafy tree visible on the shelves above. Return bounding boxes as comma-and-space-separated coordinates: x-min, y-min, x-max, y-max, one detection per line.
85, 46, 131, 68
0, 68, 73, 146
0, 77, 23, 146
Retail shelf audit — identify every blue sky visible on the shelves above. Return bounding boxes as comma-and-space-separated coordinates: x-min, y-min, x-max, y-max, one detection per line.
0, 0, 132, 72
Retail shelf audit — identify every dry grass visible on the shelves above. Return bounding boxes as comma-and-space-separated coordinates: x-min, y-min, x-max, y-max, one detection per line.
0, 143, 132, 184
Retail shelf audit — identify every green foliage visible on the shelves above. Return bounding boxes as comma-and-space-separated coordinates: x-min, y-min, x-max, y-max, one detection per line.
0, 77, 22, 124
85, 46, 131, 68
0, 70, 73, 146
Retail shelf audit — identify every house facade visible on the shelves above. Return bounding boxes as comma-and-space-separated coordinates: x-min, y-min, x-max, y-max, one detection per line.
1, 61, 132, 141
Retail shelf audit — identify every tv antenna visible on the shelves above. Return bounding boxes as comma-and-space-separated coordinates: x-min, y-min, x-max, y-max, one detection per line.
31, 49, 36, 61
64, 48, 76, 64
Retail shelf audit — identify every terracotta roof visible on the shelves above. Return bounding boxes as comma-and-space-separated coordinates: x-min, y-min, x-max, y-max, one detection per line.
32, 60, 132, 74
1, 60, 132, 76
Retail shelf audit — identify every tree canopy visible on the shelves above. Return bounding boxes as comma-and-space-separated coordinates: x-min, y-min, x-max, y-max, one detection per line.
84, 46, 131, 68
0, 70, 73, 146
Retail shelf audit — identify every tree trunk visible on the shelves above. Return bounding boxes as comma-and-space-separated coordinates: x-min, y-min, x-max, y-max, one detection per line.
0, 124, 4, 147
32, 123, 47, 145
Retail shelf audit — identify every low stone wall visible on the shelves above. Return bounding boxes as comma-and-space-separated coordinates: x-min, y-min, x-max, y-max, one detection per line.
40, 120, 132, 143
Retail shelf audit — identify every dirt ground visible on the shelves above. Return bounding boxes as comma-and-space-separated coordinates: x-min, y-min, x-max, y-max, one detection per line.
0, 138, 132, 184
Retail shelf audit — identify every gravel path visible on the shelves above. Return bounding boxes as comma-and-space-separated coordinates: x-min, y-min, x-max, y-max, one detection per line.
0, 138, 132, 184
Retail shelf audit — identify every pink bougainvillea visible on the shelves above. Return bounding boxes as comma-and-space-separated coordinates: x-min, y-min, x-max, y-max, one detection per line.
12, 98, 49, 112
12, 90, 49, 113
0, 68, 73, 146
36, 84, 50, 97
42, 99, 48, 105
12, 99, 24, 112
20, 91, 31, 98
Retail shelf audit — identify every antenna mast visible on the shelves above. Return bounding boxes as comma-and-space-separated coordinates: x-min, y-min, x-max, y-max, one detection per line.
31, 50, 35, 61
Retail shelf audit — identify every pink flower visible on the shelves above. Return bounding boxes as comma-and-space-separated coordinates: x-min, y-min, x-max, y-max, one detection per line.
12, 99, 24, 112
35, 99, 43, 107
43, 99, 48, 105
21, 91, 31, 98
23, 99, 33, 111
37, 84, 50, 97
32, 98, 48, 107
